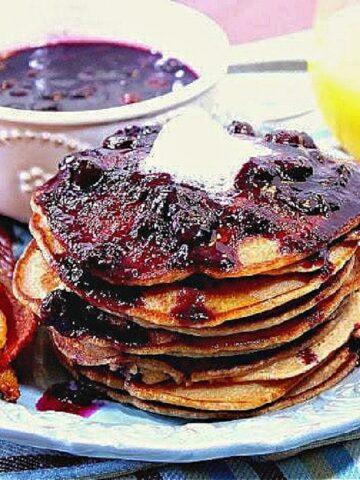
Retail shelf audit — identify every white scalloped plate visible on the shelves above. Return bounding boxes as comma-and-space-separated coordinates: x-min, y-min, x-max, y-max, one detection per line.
0, 367, 358, 462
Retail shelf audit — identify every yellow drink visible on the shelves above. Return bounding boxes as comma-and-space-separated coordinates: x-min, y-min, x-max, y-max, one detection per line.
310, 2, 360, 158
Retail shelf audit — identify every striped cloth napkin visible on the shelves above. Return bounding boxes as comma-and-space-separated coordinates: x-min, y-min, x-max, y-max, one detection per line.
1, 432, 360, 479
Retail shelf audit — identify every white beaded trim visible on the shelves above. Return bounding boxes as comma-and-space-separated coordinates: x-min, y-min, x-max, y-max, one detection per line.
0, 128, 90, 195
0, 128, 89, 150
19, 167, 53, 193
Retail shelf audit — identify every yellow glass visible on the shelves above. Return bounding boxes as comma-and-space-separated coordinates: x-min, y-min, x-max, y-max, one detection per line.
310, 0, 360, 158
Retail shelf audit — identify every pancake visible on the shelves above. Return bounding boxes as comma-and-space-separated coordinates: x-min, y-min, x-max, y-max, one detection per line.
189, 291, 360, 383
123, 342, 356, 413
31, 123, 360, 287
51, 331, 186, 385
43, 268, 359, 358
15, 240, 357, 340
61, 346, 357, 419
49, 290, 360, 392
102, 344, 358, 413
284, 346, 352, 398
100, 362, 302, 412
0, 226, 15, 349
14, 241, 356, 330
14, 242, 359, 346
266, 235, 359, 276
113, 355, 357, 419
31, 206, 359, 280
125, 257, 357, 336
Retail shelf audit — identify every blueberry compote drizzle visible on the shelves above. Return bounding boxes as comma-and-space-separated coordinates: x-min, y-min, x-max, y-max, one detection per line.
171, 287, 214, 323
296, 347, 319, 365
0, 42, 197, 111
41, 289, 149, 345
37, 124, 360, 284
36, 381, 103, 417
56, 255, 144, 309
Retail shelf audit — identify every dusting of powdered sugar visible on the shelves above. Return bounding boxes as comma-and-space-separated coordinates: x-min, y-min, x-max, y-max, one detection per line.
142, 108, 272, 194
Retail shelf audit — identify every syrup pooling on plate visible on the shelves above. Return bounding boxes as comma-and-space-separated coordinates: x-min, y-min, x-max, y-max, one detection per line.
0, 42, 197, 111
36, 381, 104, 417
33, 112, 360, 285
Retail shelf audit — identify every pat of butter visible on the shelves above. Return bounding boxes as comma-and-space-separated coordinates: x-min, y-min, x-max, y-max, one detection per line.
143, 108, 271, 193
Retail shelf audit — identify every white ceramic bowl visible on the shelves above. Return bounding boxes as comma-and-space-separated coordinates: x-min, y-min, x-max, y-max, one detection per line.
0, 0, 229, 221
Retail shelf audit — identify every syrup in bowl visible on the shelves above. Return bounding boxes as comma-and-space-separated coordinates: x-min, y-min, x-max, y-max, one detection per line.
0, 41, 197, 112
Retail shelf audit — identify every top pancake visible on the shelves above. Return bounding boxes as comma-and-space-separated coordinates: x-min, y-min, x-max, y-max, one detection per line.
31, 123, 360, 286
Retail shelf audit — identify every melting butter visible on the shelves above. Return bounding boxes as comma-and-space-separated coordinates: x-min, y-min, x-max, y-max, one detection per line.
143, 108, 271, 193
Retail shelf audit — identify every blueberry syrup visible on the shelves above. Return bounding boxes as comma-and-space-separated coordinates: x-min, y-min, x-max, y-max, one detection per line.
300, 248, 329, 271
296, 347, 319, 365
299, 245, 339, 279
35, 123, 360, 285
41, 289, 149, 345
0, 41, 197, 111
36, 381, 104, 417
227, 120, 255, 136
55, 256, 144, 309
170, 287, 214, 324
264, 129, 317, 149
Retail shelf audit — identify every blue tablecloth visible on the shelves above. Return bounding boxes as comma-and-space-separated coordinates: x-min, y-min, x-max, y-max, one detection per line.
1, 435, 360, 479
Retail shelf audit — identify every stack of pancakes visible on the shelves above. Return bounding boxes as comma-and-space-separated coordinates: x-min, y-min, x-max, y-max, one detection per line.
14, 122, 360, 419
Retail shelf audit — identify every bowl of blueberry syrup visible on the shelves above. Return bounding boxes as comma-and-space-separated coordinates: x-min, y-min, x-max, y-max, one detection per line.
0, 0, 229, 221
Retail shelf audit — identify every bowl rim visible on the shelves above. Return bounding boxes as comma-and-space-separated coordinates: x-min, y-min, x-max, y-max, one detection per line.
0, 2, 230, 126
